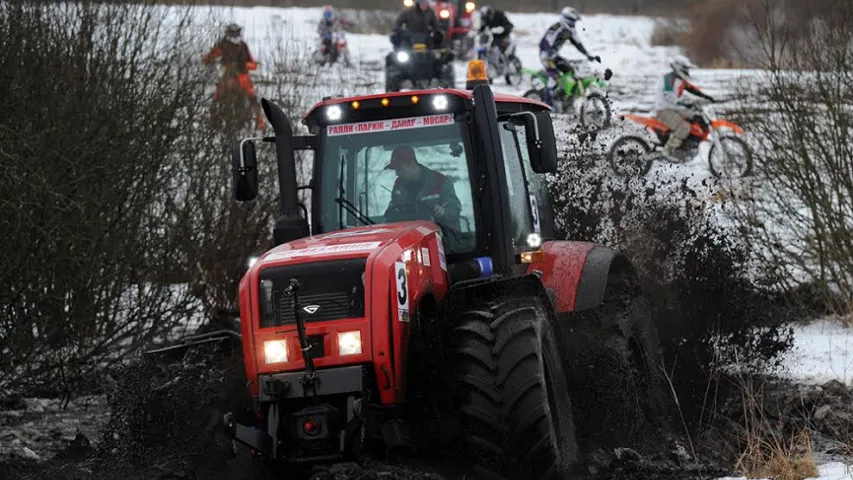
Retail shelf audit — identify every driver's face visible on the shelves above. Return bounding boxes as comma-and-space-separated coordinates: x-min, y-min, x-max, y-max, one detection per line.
394, 160, 420, 182
417, 2, 429, 11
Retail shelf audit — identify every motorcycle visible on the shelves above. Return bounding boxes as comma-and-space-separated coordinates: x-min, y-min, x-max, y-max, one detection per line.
313, 30, 351, 67
209, 66, 265, 131
523, 58, 613, 130
474, 28, 522, 85
607, 100, 753, 178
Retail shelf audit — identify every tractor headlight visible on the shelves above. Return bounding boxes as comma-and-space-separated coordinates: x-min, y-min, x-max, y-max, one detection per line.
465, 1, 475, 12
396, 51, 410, 63
326, 105, 342, 121
264, 340, 288, 364
247, 256, 259, 268
403, 0, 414, 6
338, 331, 362, 356
439, 9, 450, 19
432, 94, 448, 110
526, 232, 543, 248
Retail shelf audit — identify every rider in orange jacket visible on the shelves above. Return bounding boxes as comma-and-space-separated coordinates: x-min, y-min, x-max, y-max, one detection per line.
202, 23, 265, 129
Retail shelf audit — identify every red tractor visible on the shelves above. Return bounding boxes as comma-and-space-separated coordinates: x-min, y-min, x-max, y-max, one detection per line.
210, 61, 666, 478
404, 0, 477, 60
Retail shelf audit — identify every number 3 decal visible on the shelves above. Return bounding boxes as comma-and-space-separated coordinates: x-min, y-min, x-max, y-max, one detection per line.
395, 261, 409, 322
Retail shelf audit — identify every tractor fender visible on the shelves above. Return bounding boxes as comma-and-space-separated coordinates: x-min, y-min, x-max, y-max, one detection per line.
438, 274, 556, 318
525, 241, 628, 313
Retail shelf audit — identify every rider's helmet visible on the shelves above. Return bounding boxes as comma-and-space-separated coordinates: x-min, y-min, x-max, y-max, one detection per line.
670, 54, 696, 80
224, 23, 242, 39
322, 5, 335, 21
479, 5, 494, 21
415, 0, 430, 10
560, 6, 580, 28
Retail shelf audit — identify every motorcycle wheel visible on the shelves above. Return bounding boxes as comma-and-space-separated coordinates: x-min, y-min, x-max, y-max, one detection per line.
708, 135, 753, 178
580, 93, 611, 130
505, 57, 523, 86
607, 136, 653, 177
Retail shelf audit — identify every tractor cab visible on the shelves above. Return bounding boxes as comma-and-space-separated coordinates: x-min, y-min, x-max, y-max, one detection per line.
234, 61, 558, 284
224, 61, 595, 472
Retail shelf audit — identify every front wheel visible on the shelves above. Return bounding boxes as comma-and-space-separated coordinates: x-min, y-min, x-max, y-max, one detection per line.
708, 135, 753, 178
580, 92, 611, 130
608, 136, 653, 177
450, 297, 579, 479
505, 56, 523, 86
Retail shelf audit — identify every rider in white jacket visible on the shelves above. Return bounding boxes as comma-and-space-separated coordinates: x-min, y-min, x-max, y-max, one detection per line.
655, 55, 716, 160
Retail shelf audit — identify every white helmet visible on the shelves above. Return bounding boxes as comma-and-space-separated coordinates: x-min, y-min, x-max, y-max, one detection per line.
670, 54, 696, 79
560, 7, 580, 28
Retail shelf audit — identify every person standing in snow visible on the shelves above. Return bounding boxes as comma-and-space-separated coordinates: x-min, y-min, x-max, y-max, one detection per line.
477, 5, 514, 53
391, 0, 443, 49
654, 55, 716, 161
316, 5, 355, 65
538, 7, 600, 104
202, 23, 265, 130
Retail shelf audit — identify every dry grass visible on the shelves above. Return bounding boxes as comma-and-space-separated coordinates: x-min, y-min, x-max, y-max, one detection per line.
734, 375, 820, 480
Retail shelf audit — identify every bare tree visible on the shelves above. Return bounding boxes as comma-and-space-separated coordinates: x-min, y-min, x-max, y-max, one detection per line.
728, 0, 853, 314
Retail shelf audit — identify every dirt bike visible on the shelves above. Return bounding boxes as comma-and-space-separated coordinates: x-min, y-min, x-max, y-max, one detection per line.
523, 58, 613, 130
474, 28, 522, 85
312, 30, 352, 67
607, 101, 753, 178
209, 70, 264, 132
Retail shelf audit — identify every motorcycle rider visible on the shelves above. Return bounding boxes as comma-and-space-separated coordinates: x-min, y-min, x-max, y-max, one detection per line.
317, 5, 354, 65
478, 5, 514, 53
391, 0, 443, 49
202, 23, 265, 130
655, 54, 716, 161
538, 7, 600, 104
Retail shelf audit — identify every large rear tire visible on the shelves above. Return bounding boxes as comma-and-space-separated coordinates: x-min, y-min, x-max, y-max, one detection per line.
560, 273, 669, 450
607, 135, 653, 177
450, 297, 578, 479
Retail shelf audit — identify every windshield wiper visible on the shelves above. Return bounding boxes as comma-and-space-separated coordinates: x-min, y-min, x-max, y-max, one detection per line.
335, 196, 374, 226
337, 154, 374, 227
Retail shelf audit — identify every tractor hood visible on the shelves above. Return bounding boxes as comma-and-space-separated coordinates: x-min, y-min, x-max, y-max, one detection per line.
254, 222, 429, 267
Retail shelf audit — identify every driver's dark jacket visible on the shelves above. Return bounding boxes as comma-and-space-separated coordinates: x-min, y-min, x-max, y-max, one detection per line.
384, 165, 461, 232
394, 6, 441, 36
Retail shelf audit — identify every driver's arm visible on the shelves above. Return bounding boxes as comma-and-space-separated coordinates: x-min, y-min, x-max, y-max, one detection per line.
437, 179, 462, 231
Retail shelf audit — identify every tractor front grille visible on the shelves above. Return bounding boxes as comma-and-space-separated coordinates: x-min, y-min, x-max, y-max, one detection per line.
258, 258, 367, 327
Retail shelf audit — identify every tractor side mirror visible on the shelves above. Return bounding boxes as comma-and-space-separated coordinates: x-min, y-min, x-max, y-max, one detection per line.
519, 112, 558, 173
232, 138, 259, 201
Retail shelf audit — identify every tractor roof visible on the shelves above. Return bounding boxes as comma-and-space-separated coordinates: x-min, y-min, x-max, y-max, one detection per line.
302, 88, 550, 130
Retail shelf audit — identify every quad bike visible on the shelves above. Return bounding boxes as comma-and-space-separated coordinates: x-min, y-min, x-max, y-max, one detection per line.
385, 31, 454, 92
149, 62, 670, 480
474, 28, 522, 85
607, 100, 753, 178
404, 0, 476, 60
523, 58, 613, 130
312, 30, 352, 67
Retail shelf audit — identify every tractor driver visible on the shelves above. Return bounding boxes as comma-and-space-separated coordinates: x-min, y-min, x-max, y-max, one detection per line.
383, 146, 462, 238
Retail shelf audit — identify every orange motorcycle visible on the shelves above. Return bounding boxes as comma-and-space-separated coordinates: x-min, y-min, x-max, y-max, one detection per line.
607, 101, 753, 178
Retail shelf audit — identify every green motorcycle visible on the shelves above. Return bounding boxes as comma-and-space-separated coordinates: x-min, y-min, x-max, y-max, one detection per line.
522, 59, 613, 129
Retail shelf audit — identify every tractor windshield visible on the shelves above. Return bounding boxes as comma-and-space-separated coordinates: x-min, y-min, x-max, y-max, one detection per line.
317, 114, 477, 255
